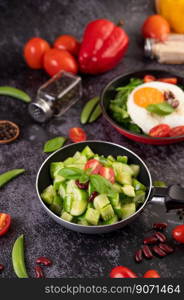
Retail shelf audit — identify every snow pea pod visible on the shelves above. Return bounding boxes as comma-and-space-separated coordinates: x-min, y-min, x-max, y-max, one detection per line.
80, 96, 100, 124
88, 103, 102, 123
0, 86, 31, 103
0, 169, 25, 188
12, 235, 29, 278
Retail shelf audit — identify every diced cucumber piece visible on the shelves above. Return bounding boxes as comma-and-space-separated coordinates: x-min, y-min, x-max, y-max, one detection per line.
63, 194, 73, 213
109, 193, 122, 218
93, 194, 110, 210
53, 175, 65, 191
93, 154, 100, 160
100, 204, 115, 221
85, 208, 100, 225
70, 188, 88, 216
50, 194, 63, 215
64, 157, 74, 166
77, 219, 89, 226
50, 162, 64, 179
117, 155, 128, 164
41, 185, 55, 205
65, 164, 85, 170
121, 185, 135, 197
112, 183, 123, 193
81, 146, 95, 159
121, 202, 136, 219
73, 151, 87, 165
107, 155, 115, 162
132, 179, 146, 191
130, 164, 140, 177
133, 190, 146, 205
112, 162, 133, 185
61, 211, 73, 222
58, 182, 66, 199
66, 180, 76, 194
103, 215, 118, 225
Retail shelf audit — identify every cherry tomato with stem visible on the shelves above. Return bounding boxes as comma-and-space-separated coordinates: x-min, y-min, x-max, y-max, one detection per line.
24, 37, 50, 69
172, 225, 184, 244
43, 49, 78, 77
142, 14, 170, 41
149, 124, 171, 138
143, 75, 156, 83
110, 266, 138, 278
99, 167, 115, 183
84, 159, 102, 174
143, 270, 160, 278
0, 213, 11, 236
69, 127, 87, 143
158, 78, 177, 84
54, 35, 81, 57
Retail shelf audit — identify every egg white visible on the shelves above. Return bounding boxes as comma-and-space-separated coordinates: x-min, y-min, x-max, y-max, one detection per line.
127, 81, 184, 134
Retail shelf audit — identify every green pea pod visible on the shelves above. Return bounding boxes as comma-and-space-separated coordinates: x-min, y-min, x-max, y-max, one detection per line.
80, 96, 100, 124
12, 235, 29, 278
0, 169, 25, 188
0, 86, 31, 103
88, 104, 102, 123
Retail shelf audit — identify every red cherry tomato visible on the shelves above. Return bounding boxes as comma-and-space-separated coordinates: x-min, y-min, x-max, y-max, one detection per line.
0, 213, 11, 236
69, 127, 87, 143
24, 37, 50, 69
149, 124, 171, 138
158, 78, 177, 84
84, 159, 102, 174
43, 49, 78, 77
99, 167, 115, 183
54, 35, 80, 56
142, 14, 170, 41
169, 126, 184, 137
172, 225, 184, 243
143, 75, 156, 83
143, 270, 160, 278
110, 266, 138, 278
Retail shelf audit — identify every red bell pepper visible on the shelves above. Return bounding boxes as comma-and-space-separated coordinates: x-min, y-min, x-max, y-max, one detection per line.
79, 19, 129, 74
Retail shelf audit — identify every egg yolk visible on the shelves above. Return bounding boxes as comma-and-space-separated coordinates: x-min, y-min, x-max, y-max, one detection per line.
134, 87, 164, 108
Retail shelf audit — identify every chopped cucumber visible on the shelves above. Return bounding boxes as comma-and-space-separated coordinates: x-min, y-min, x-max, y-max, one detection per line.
41, 185, 55, 205
130, 164, 140, 177
121, 202, 136, 219
133, 190, 146, 206
50, 194, 63, 215
50, 162, 64, 179
61, 211, 73, 222
112, 183, 123, 193
70, 188, 88, 216
64, 157, 74, 166
73, 151, 87, 165
93, 194, 110, 210
53, 175, 65, 191
109, 193, 122, 218
100, 204, 115, 221
85, 208, 100, 225
132, 179, 146, 191
103, 215, 118, 225
81, 146, 95, 159
58, 182, 66, 199
107, 155, 115, 162
77, 218, 89, 226
117, 155, 128, 164
66, 180, 76, 194
112, 162, 133, 185
121, 185, 135, 197
63, 194, 73, 213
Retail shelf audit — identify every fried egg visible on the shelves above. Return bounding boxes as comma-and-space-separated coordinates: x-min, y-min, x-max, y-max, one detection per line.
127, 81, 184, 134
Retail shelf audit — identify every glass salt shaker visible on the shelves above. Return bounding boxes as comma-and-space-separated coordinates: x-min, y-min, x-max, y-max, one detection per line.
28, 71, 82, 122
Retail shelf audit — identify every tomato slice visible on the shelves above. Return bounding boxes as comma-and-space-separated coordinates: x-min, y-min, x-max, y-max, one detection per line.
149, 124, 171, 137
69, 127, 87, 143
110, 266, 138, 278
143, 75, 156, 83
143, 270, 160, 278
158, 78, 177, 84
84, 159, 102, 174
172, 224, 184, 244
99, 167, 115, 184
0, 213, 11, 236
169, 126, 184, 137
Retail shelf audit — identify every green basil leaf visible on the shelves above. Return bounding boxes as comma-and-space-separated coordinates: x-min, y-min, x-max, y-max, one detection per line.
58, 167, 85, 179
90, 174, 116, 196
43, 137, 66, 153
146, 102, 174, 116
79, 174, 89, 183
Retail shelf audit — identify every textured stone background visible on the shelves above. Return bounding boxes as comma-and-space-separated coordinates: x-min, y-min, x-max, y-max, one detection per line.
0, 0, 184, 278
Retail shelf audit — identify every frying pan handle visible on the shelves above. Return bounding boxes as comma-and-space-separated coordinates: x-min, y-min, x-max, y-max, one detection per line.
152, 185, 184, 210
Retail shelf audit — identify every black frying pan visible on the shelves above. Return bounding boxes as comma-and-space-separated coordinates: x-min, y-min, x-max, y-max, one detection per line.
36, 141, 184, 234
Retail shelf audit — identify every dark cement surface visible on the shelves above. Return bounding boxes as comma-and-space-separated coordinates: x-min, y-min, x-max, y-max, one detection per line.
0, 0, 184, 278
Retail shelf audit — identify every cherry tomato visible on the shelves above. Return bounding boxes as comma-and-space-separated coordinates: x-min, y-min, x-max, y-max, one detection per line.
99, 167, 115, 183
110, 266, 138, 278
143, 270, 160, 278
0, 213, 11, 236
43, 49, 78, 77
169, 126, 184, 137
142, 14, 170, 41
143, 75, 156, 83
149, 124, 171, 138
69, 127, 87, 143
172, 225, 184, 243
54, 35, 80, 56
84, 159, 102, 174
158, 78, 177, 84
24, 37, 50, 69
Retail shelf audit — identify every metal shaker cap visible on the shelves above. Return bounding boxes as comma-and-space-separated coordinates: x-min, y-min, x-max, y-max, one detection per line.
144, 38, 155, 59
28, 98, 53, 123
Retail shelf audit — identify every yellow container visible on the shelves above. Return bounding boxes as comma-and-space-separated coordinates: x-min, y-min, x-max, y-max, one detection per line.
156, 0, 184, 33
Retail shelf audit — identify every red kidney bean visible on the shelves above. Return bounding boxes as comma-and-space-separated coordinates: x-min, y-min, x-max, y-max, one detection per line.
171, 99, 179, 108
0, 264, 4, 271
88, 191, 99, 202
154, 232, 167, 243
152, 245, 167, 257
158, 243, 174, 254
143, 236, 158, 245
36, 257, 52, 266
142, 245, 153, 259
134, 249, 143, 263
35, 265, 44, 278
75, 180, 89, 190
164, 91, 175, 101
153, 223, 167, 230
